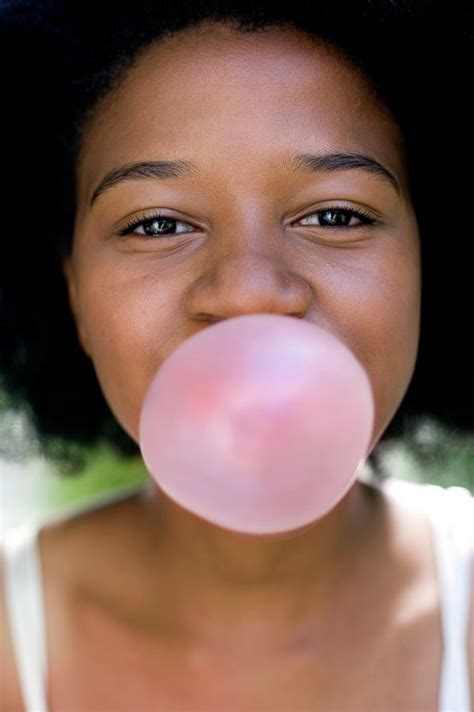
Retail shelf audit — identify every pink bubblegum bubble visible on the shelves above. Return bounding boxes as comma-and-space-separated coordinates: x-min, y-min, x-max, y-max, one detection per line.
139, 314, 374, 536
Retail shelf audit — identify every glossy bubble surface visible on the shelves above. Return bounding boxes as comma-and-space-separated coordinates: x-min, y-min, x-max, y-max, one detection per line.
139, 314, 374, 535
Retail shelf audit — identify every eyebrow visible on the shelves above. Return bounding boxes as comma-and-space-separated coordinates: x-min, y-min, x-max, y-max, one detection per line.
88, 151, 400, 208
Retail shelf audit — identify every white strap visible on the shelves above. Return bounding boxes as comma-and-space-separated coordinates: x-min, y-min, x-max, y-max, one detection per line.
2, 523, 49, 712
427, 486, 474, 712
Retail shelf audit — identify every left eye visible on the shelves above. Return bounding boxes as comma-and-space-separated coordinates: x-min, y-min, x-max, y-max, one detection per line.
296, 207, 377, 228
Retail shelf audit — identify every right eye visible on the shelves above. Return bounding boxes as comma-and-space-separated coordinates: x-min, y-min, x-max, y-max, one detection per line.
118, 212, 196, 240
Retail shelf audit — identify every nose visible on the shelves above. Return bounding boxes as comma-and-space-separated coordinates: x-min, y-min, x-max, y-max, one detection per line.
185, 251, 314, 324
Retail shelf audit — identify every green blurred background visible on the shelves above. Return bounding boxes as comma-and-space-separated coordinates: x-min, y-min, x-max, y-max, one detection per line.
1, 393, 472, 533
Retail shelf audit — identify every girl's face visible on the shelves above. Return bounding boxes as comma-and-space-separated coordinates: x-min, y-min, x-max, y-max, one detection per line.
64, 22, 420, 454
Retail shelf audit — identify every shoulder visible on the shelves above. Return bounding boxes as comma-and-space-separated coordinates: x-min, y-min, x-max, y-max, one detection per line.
372, 478, 474, 697
0, 536, 25, 712
0, 500, 127, 712
469, 537, 474, 706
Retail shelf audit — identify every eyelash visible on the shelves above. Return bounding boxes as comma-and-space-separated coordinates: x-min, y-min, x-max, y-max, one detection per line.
117, 204, 379, 240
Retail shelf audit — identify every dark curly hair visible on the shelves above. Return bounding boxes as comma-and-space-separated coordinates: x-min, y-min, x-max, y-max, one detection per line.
1, 0, 472, 476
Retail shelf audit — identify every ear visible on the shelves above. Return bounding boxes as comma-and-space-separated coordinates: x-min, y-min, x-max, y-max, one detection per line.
62, 257, 92, 358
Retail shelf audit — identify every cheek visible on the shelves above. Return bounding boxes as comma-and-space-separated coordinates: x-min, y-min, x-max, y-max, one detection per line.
75, 264, 177, 442
332, 239, 421, 444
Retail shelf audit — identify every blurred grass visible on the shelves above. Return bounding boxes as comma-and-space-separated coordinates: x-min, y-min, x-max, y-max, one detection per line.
0, 442, 150, 531
42, 443, 150, 508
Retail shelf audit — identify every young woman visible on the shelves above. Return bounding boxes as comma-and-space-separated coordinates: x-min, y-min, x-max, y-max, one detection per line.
1, 1, 473, 710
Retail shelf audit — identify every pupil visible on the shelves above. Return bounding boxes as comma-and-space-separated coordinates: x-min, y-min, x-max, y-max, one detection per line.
326, 209, 348, 226
146, 217, 174, 235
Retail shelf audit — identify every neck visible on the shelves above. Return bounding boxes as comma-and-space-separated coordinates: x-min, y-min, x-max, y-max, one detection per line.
132, 475, 384, 649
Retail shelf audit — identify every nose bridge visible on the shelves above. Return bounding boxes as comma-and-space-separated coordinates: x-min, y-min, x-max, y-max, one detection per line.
211, 174, 300, 257
185, 206, 315, 322
210, 248, 289, 295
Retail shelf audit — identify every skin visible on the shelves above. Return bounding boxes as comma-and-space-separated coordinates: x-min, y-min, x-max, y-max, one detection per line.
62, 20, 422, 658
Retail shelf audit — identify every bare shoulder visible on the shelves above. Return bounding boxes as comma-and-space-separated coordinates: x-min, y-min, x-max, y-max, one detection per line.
0, 544, 25, 712
378, 479, 474, 704
470, 549, 474, 706
0, 492, 143, 712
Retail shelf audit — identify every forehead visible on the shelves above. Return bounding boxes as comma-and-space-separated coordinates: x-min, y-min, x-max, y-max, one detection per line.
76, 23, 405, 207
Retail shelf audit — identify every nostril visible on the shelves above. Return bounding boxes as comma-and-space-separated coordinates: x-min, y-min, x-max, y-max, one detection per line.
290, 312, 307, 320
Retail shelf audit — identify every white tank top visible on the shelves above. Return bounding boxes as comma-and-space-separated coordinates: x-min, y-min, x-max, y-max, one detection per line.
1, 478, 473, 712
